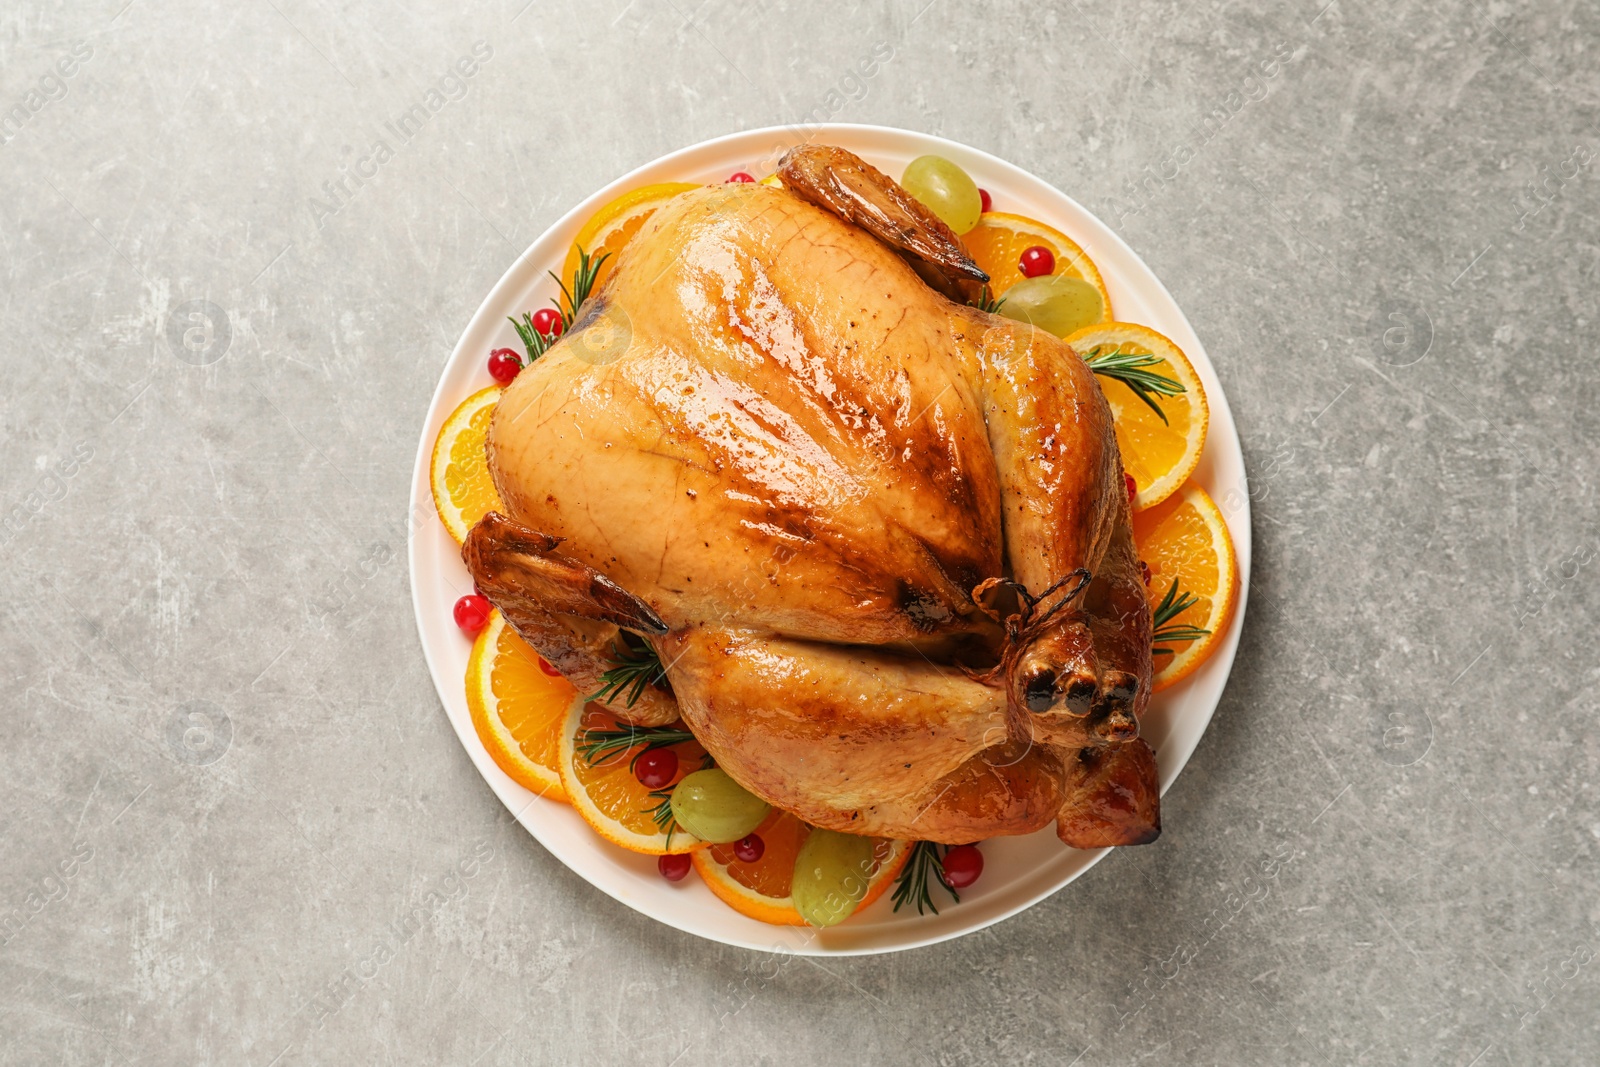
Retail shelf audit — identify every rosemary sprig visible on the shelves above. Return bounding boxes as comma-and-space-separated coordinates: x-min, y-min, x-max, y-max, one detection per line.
507, 311, 556, 365
1081, 343, 1185, 425
890, 841, 959, 915
503, 244, 612, 366
1151, 578, 1210, 655
553, 246, 610, 329
645, 788, 678, 850
586, 639, 665, 709
969, 285, 1006, 315
575, 724, 696, 767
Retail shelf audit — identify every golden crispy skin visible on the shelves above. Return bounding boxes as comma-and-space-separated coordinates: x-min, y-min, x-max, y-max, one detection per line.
1055, 740, 1162, 848
466, 148, 1156, 844
489, 186, 1004, 649
654, 625, 1010, 816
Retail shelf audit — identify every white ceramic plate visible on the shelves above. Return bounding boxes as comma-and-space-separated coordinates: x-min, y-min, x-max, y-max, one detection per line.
408, 125, 1251, 955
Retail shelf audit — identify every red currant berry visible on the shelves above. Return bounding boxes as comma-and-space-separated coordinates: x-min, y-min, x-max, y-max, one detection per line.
658, 853, 691, 881
530, 307, 563, 338
1125, 472, 1137, 504
940, 843, 983, 889
537, 657, 562, 677
453, 594, 491, 635
726, 171, 756, 183
1018, 245, 1055, 278
978, 188, 992, 213
733, 834, 765, 863
487, 348, 522, 384
634, 747, 679, 790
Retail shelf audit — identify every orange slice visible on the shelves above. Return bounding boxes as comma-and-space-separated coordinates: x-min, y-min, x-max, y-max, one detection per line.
557, 702, 709, 855
1132, 481, 1237, 692
562, 182, 701, 294
430, 386, 504, 546
691, 811, 910, 926
1068, 322, 1208, 511
963, 211, 1112, 319
465, 610, 574, 802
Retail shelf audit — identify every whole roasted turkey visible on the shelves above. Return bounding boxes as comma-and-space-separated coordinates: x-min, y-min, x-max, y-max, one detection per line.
464, 146, 1160, 848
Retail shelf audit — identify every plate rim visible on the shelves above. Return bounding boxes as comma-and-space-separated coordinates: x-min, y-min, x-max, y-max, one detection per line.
407, 123, 1251, 955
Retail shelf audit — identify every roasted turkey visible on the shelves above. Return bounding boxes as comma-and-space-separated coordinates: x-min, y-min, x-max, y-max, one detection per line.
464, 146, 1160, 848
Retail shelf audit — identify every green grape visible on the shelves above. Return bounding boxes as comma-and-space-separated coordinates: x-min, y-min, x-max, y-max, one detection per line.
669, 769, 770, 843
901, 155, 983, 235
791, 829, 878, 928
997, 275, 1104, 338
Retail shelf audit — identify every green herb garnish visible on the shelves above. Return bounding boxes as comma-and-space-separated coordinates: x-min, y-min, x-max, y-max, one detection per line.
1151, 578, 1210, 655
553, 246, 609, 328
507, 311, 556, 364
969, 285, 1007, 315
645, 788, 679, 849
504, 244, 613, 366
575, 723, 695, 767
586, 639, 665, 709
891, 841, 959, 915
1082, 343, 1185, 424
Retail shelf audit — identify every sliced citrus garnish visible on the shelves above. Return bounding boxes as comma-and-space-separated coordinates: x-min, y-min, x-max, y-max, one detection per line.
963, 211, 1112, 318
1132, 481, 1237, 692
430, 386, 504, 546
563, 182, 702, 294
1067, 321, 1208, 511
465, 610, 574, 802
690, 811, 909, 926
557, 702, 709, 855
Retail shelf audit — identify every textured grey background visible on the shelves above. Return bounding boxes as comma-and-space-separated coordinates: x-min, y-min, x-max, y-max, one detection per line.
2, 0, 1597, 1064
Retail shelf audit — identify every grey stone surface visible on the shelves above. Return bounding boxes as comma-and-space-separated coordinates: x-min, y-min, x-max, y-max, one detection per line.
1, 0, 1597, 1063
